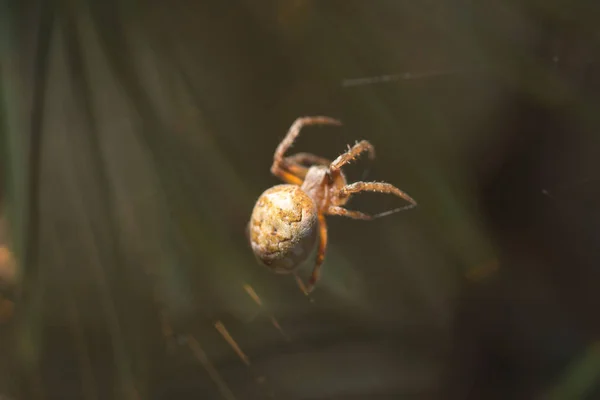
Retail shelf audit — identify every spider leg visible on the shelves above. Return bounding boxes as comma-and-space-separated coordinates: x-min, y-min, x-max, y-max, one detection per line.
280, 153, 332, 181
335, 181, 417, 209
327, 203, 416, 220
329, 140, 375, 172
326, 205, 372, 220
285, 152, 331, 167
270, 165, 304, 185
304, 213, 328, 294
271, 117, 341, 184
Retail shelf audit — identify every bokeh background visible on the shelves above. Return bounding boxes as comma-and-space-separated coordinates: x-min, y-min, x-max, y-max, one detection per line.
1, 0, 600, 399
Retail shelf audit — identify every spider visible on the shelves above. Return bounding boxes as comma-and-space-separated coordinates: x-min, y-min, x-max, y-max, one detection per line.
248, 116, 417, 293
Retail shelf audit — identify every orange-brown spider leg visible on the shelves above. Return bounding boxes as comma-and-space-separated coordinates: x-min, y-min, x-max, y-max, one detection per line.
285, 152, 331, 167
330, 140, 376, 172
326, 205, 373, 220
273, 116, 342, 163
270, 164, 305, 185
336, 181, 417, 208
305, 213, 328, 293
271, 117, 341, 184
279, 153, 331, 182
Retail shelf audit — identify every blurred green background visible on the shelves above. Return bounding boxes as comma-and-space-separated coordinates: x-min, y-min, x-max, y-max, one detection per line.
1, 0, 600, 399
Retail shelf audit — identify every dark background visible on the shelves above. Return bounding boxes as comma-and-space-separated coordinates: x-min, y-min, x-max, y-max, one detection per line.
1, 0, 600, 399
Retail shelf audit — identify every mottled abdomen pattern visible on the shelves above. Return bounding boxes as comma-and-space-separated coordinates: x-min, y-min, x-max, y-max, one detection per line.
248, 184, 318, 273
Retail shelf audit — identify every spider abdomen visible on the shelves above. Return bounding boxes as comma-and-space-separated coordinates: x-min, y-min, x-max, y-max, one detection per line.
249, 185, 318, 273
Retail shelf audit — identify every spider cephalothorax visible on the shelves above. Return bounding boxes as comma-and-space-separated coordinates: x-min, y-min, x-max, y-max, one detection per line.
248, 116, 416, 293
